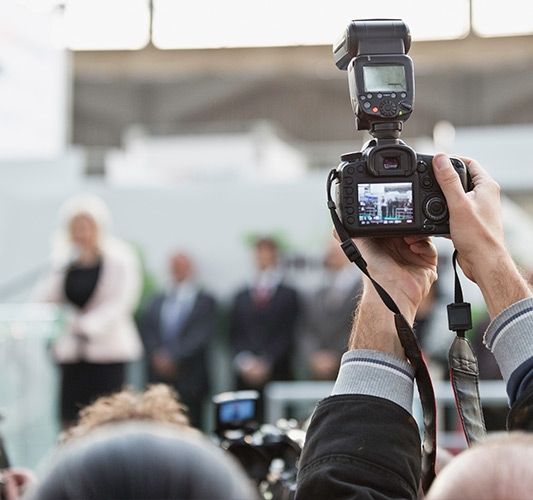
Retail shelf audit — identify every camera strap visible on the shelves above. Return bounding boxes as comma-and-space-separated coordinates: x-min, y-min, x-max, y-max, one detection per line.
447, 251, 487, 446
326, 169, 436, 493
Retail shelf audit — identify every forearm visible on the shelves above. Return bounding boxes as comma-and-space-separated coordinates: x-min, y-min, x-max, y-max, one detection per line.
349, 279, 417, 361
473, 249, 531, 320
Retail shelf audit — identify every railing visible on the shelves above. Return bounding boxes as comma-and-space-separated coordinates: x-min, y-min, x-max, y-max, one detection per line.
264, 379, 508, 450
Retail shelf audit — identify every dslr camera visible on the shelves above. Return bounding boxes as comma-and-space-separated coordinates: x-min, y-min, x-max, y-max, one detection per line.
212, 391, 303, 500
332, 19, 470, 236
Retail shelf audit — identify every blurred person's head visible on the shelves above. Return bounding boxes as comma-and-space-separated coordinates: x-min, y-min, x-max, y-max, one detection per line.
69, 214, 99, 254
33, 422, 258, 500
254, 237, 279, 271
427, 432, 533, 500
53, 195, 113, 263
169, 252, 195, 283
323, 240, 349, 271
61, 384, 193, 443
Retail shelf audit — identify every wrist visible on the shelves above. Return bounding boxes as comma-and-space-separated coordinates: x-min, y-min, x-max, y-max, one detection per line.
349, 287, 409, 360
362, 280, 418, 324
473, 251, 531, 319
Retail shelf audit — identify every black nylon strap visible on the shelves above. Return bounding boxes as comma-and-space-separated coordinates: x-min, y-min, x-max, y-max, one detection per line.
448, 251, 486, 446
327, 170, 436, 492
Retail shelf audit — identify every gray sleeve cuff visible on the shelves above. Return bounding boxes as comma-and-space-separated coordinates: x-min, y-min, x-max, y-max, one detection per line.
483, 297, 533, 382
331, 349, 415, 414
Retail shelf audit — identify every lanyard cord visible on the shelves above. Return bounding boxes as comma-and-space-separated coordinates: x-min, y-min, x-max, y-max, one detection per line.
326, 169, 437, 493
447, 251, 487, 445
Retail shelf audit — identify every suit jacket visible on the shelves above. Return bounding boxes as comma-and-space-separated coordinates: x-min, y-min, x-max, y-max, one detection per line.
36, 245, 143, 364
299, 281, 362, 359
229, 283, 299, 382
295, 384, 533, 499
140, 289, 216, 398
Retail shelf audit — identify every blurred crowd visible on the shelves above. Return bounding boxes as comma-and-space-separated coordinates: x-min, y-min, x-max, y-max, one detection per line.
31, 193, 509, 432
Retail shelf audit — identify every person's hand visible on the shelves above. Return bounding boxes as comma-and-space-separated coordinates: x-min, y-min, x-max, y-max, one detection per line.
1, 468, 36, 500
310, 350, 340, 380
240, 357, 271, 387
432, 154, 505, 282
433, 153, 531, 318
338, 234, 438, 324
151, 351, 177, 379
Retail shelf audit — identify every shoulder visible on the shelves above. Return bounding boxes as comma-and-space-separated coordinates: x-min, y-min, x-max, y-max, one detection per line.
102, 241, 140, 271
197, 290, 217, 308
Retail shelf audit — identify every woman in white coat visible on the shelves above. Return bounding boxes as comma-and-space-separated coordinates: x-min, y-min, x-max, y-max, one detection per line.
36, 195, 143, 427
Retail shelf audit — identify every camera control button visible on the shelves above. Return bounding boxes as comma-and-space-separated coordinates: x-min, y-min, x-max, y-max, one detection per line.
366, 93, 372, 99
360, 95, 366, 101
417, 161, 428, 173
401, 92, 407, 98
347, 166, 355, 175
346, 207, 355, 215
379, 99, 398, 117
424, 197, 448, 222
363, 102, 371, 110
391, 93, 397, 98
347, 216, 355, 225
344, 187, 354, 195
377, 93, 383, 98
421, 177, 433, 189
356, 165, 365, 173
423, 224, 436, 232
345, 177, 353, 185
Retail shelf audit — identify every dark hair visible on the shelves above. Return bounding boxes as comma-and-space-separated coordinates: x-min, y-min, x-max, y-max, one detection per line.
33, 422, 257, 500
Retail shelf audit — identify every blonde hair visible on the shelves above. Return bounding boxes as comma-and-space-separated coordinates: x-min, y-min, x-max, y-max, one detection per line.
62, 384, 195, 443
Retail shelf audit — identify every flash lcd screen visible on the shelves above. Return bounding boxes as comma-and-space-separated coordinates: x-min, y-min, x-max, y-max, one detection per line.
363, 65, 406, 92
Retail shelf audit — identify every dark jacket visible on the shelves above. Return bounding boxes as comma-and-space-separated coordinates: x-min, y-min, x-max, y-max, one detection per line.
229, 283, 299, 383
296, 386, 533, 499
139, 290, 216, 399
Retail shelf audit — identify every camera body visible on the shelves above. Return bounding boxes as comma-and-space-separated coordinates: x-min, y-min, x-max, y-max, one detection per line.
336, 142, 469, 236
332, 19, 470, 237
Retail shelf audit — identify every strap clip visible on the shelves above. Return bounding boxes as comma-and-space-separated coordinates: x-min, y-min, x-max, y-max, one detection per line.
340, 239, 367, 269
447, 302, 472, 332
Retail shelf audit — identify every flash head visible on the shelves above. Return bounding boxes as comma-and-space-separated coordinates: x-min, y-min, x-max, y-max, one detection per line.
333, 19, 411, 70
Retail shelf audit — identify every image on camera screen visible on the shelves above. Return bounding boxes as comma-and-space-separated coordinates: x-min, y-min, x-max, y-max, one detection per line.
363, 65, 406, 92
357, 182, 413, 225
219, 399, 255, 424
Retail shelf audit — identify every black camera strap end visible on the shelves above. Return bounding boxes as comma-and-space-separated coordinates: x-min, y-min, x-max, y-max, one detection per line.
447, 249, 486, 446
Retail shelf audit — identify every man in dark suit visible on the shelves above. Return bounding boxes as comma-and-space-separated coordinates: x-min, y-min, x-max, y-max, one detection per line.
299, 241, 362, 380
229, 237, 299, 392
140, 252, 216, 428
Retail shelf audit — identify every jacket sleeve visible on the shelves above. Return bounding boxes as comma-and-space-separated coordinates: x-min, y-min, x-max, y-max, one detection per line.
138, 295, 162, 355
296, 394, 421, 500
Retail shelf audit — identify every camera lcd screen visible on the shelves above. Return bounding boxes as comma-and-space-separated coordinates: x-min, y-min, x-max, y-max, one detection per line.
357, 182, 414, 225
363, 65, 406, 92
219, 399, 256, 424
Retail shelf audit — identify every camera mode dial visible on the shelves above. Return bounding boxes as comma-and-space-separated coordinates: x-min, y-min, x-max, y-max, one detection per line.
424, 196, 448, 222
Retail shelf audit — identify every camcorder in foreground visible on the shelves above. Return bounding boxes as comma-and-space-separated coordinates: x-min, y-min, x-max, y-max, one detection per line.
212, 391, 303, 500
332, 19, 471, 237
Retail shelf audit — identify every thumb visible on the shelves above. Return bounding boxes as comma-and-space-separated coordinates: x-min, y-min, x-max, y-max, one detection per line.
432, 153, 467, 209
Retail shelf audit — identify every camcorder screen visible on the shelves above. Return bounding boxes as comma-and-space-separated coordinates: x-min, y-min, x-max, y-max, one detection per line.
219, 399, 256, 424
357, 182, 414, 225
363, 65, 406, 92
